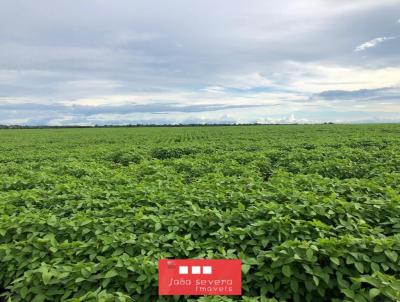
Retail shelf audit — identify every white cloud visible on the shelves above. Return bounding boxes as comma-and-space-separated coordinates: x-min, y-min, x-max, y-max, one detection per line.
215, 73, 275, 90
354, 36, 396, 52
282, 61, 400, 92
201, 86, 225, 93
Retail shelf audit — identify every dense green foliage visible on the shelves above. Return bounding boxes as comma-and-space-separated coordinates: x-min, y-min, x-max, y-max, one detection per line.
0, 124, 400, 302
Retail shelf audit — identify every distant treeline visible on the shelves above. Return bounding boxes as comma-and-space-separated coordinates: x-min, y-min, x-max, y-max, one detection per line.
0, 122, 336, 129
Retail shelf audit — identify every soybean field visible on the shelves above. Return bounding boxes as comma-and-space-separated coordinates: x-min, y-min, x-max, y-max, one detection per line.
1, 124, 400, 302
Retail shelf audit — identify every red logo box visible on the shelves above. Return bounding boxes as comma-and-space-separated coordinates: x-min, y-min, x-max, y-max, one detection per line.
158, 259, 242, 296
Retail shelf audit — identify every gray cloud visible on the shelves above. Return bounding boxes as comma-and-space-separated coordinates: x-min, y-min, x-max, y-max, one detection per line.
0, 102, 265, 115
312, 86, 400, 101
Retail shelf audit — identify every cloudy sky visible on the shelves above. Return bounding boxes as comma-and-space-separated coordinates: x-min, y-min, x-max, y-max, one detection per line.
0, 0, 399, 125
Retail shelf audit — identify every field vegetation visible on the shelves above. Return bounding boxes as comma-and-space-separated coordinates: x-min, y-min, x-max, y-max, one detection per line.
0, 124, 400, 301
